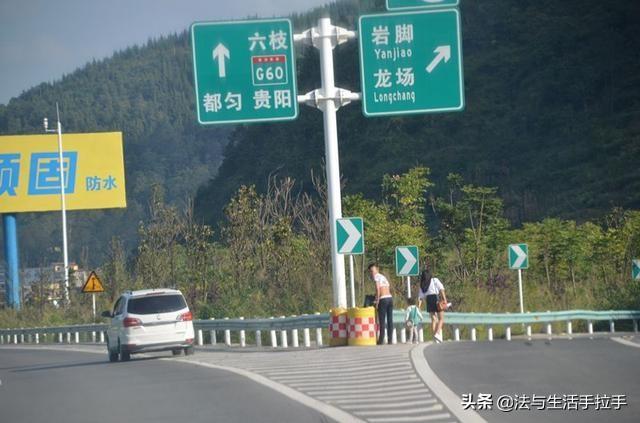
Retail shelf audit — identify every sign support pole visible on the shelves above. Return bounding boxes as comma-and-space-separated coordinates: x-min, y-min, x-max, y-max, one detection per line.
296, 18, 359, 309
518, 268, 524, 314
92, 293, 96, 319
349, 255, 356, 308
406, 276, 411, 299
2, 214, 21, 309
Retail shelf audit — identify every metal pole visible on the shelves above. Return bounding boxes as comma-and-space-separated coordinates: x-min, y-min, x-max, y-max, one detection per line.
318, 17, 347, 309
349, 255, 355, 308
518, 268, 524, 313
92, 293, 96, 319
406, 276, 411, 299
55, 103, 70, 304
2, 214, 20, 309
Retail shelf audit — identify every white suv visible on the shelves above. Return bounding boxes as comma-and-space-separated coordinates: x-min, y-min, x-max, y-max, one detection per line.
103, 289, 195, 362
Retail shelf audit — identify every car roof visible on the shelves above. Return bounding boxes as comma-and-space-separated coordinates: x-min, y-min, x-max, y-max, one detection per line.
124, 288, 183, 298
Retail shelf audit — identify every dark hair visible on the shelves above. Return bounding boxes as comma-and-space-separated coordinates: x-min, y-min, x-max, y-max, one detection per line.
367, 262, 378, 270
407, 297, 416, 306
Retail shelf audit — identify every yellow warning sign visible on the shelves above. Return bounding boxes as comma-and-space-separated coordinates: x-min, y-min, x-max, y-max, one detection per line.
82, 271, 105, 293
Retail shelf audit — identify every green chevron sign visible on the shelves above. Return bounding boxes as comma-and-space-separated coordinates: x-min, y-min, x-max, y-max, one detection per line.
336, 217, 364, 255
395, 246, 419, 276
633, 259, 640, 281
509, 243, 529, 270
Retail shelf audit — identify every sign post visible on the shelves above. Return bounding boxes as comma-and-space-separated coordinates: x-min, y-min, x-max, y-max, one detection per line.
358, 9, 464, 117
82, 271, 105, 319
633, 259, 640, 281
191, 19, 298, 125
395, 246, 419, 298
337, 217, 364, 308
508, 243, 529, 313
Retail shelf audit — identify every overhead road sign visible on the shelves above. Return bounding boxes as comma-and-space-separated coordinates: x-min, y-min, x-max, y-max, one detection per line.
191, 19, 298, 125
358, 9, 464, 117
386, 0, 460, 11
396, 246, 419, 276
509, 244, 529, 270
336, 217, 364, 255
633, 259, 640, 281
82, 271, 105, 293
0, 132, 126, 213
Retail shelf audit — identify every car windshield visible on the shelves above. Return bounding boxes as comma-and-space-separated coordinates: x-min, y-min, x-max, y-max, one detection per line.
127, 294, 187, 315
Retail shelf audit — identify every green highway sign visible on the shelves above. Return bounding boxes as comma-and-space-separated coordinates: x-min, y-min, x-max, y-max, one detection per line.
396, 246, 419, 276
358, 9, 464, 117
509, 244, 529, 270
633, 259, 640, 281
191, 19, 298, 125
386, 0, 460, 11
336, 217, 364, 255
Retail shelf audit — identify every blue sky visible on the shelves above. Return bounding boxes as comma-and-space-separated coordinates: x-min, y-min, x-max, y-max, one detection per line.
0, 0, 330, 104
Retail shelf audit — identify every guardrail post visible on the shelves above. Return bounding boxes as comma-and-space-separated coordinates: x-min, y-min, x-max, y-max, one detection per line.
418, 326, 424, 343
66, 332, 71, 343
400, 326, 407, 344
634, 319, 638, 333
470, 327, 477, 342
210, 318, 217, 345
270, 317, 278, 348
505, 326, 511, 341
255, 330, 262, 347
526, 324, 532, 338
588, 320, 593, 335
91, 331, 96, 343
609, 320, 615, 333
566, 321, 572, 336
224, 317, 231, 346
100, 331, 105, 344
13, 334, 18, 344
197, 329, 204, 346
290, 315, 299, 348
546, 323, 552, 337
0, 334, 4, 344
280, 316, 288, 348
303, 328, 311, 347
35, 333, 40, 344
74, 332, 80, 343
58, 333, 63, 343
20, 333, 25, 343
487, 327, 493, 342
454, 326, 460, 342
27, 334, 32, 343
391, 327, 397, 344
239, 317, 246, 347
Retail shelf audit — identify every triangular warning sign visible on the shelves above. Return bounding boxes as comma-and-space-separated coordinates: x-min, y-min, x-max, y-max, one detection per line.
82, 271, 105, 293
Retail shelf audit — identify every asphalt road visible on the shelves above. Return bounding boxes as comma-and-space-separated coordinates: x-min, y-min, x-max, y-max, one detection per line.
0, 348, 333, 423
424, 338, 639, 423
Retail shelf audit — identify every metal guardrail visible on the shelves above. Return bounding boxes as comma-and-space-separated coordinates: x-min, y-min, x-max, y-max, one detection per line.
0, 309, 638, 347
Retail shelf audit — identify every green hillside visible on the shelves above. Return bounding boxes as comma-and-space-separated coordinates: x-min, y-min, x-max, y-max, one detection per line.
195, 0, 640, 227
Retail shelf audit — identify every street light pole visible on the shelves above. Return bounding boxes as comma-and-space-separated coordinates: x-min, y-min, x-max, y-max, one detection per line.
44, 103, 70, 304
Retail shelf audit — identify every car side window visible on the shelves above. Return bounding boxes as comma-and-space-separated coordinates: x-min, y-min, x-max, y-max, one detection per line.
113, 298, 124, 316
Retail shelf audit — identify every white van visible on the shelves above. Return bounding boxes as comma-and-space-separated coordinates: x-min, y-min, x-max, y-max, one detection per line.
103, 289, 195, 362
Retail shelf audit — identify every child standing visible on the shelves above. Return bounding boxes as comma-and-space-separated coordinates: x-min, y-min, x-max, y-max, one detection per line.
405, 298, 423, 344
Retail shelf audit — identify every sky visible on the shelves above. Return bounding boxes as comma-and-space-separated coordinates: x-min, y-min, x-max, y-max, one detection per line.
0, 0, 330, 105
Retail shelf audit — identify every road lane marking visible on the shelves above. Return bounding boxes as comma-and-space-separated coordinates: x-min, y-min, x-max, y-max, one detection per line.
367, 413, 452, 422
611, 337, 640, 349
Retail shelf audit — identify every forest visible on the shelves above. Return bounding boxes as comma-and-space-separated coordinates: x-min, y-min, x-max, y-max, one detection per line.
1, 0, 639, 326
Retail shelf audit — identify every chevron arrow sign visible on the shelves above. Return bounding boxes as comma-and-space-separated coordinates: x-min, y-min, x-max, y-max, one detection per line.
336, 217, 364, 255
508, 243, 529, 270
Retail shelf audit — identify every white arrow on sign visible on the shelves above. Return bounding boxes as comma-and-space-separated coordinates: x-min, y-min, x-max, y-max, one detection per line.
212, 43, 230, 78
511, 245, 527, 268
426, 45, 451, 74
338, 219, 362, 253
399, 247, 417, 275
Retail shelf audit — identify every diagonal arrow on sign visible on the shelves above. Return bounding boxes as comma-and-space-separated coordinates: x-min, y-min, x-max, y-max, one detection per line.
212, 43, 230, 78
426, 45, 451, 73
398, 247, 418, 274
337, 219, 362, 254
511, 245, 527, 268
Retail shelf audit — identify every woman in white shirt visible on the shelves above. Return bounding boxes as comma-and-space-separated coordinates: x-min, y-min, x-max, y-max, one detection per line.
418, 266, 447, 343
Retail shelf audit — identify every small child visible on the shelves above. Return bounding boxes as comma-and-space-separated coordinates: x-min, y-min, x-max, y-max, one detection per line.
405, 297, 423, 344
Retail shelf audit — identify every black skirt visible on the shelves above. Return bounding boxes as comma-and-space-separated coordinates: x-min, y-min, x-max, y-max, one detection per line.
426, 294, 439, 313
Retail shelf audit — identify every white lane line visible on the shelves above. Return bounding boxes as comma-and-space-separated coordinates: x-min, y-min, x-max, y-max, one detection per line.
274, 371, 417, 384
305, 383, 426, 396
317, 390, 431, 401
355, 404, 443, 416
169, 358, 365, 423
265, 362, 411, 376
611, 337, 640, 349
290, 376, 418, 390
326, 394, 433, 404
367, 413, 452, 422
341, 398, 438, 410
248, 357, 399, 371
411, 343, 486, 423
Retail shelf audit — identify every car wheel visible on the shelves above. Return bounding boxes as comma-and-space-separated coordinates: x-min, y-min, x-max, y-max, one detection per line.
119, 341, 131, 362
184, 346, 195, 356
172, 349, 182, 356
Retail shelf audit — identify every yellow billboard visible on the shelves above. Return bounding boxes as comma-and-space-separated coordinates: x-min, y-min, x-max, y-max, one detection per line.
0, 132, 126, 213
